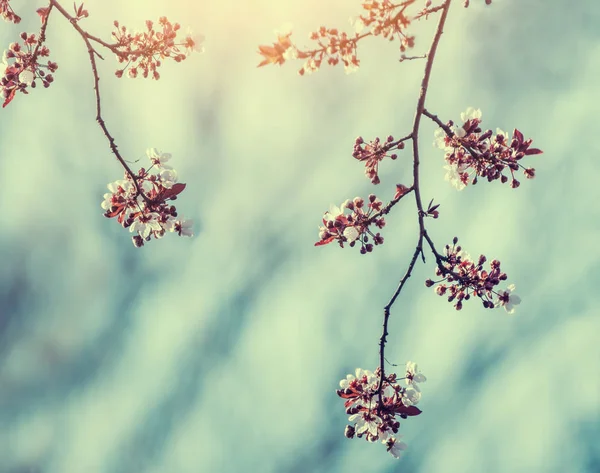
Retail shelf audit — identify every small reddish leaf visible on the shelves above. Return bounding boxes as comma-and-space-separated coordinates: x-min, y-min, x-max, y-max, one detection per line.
338, 391, 359, 400
524, 148, 543, 155
160, 182, 186, 201
315, 236, 335, 247
513, 128, 524, 143
257, 45, 285, 67
394, 184, 409, 200
105, 207, 122, 218
396, 405, 422, 416
37, 7, 50, 24
2, 89, 16, 108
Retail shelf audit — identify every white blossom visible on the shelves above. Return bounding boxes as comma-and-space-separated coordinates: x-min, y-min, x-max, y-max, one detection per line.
401, 386, 421, 407
496, 284, 521, 314
146, 148, 173, 169
405, 361, 426, 388
460, 107, 482, 123
444, 163, 467, 191
343, 226, 360, 243
130, 213, 161, 239
385, 437, 408, 458
18, 69, 34, 85
349, 412, 382, 438
184, 28, 205, 54
453, 125, 467, 138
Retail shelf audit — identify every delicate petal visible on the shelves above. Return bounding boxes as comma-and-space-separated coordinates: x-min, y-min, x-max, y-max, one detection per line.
18, 69, 34, 85
343, 226, 360, 242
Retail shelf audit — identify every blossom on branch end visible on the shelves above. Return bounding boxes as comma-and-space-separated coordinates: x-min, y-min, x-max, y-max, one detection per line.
433, 107, 542, 190
351, 0, 414, 51
112, 17, 204, 80
426, 237, 520, 313
315, 195, 386, 253
337, 364, 425, 458
1, 34, 57, 107
257, 0, 422, 75
101, 148, 192, 247
353, 134, 407, 184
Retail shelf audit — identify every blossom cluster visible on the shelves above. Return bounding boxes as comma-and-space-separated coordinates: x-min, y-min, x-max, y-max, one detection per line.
1, 33, 57, 107
425, 237, 521, 313
315, 196, 386, 253
101, 148, 193, 247
257, 0, 423, 75
353, 135, 406, 184
0, 0, 20, 24
112, 17, 204, 79
301, 26, 360, 75
257, 24, 360, 75
434, 107, 542, 191
350, 0, 414, 51
337, 362, 426, 458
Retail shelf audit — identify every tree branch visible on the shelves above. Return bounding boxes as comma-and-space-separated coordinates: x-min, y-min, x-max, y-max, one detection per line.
49, 0, 148, 201
377, 0, 452, 409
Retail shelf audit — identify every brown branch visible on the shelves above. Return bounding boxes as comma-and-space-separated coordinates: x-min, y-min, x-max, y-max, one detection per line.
367, 186, 414, 224
422, 108, 449, 131
399, 53, 427, 62
48, 0, 149, 201
377, 0, 452, 410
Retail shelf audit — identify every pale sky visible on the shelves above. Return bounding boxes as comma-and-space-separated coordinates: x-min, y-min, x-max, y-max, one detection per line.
0, 1, 598, 472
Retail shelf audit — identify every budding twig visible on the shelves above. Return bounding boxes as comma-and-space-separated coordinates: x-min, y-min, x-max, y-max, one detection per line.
48, 0, 149, 202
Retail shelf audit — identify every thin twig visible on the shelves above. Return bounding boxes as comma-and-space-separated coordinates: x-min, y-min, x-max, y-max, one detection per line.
31, 3, 54, 63
49, 0, 149, 201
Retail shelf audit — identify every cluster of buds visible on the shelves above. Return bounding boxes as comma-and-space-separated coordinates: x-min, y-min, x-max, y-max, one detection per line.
101, 148, 193, 247
0, 0, 20, 24
257, 0, 432, 74
337, 362, 426, 458
425, 237, 521, 313
301, 26, 360, 75
353, 134, 406, 184
1, 33, 57, 107
434, 107, 542, 190
350, 0, 414, 52
112, 17, 204, 80
257, 24, 360, 75
315, 195, 386, 253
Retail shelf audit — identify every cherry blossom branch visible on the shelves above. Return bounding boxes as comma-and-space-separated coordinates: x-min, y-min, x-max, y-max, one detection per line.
262, 0, 535, 458
257, 0, 434, 74
48, 0, 148, 201
377, 238, 423, 411
376, 0, 451, 408
0, 1, 203, 245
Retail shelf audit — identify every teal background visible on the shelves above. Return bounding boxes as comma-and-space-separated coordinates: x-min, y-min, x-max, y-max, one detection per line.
0, 0, 598, 472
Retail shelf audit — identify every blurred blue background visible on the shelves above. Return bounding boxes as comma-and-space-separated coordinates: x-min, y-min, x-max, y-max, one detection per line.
0, 0, 598, 472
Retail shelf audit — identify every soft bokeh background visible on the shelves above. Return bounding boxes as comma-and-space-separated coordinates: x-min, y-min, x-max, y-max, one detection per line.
1, 0, 598, 472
